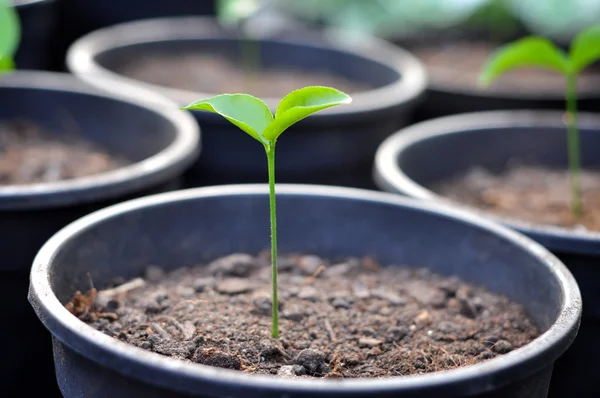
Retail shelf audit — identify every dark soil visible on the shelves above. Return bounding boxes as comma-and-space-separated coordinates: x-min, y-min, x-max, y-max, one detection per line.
411, 41, 600, 94
68, 252, 540, 379
115, 54, 373, 98
0, 120, 128, 184
433, 165, 600, 231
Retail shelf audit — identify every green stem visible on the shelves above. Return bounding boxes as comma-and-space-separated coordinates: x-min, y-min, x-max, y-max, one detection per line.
566, 73, 582, 219
266, 144, 279, 338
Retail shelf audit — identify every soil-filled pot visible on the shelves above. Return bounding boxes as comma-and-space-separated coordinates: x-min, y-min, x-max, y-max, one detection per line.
28, 184, 580, 398
392, 36, 600, 122
374, 110, 600, 397
66, 17, 427, 188
0, 71, 199, 396
13, 0, 59, 70
53, 0, 216, 71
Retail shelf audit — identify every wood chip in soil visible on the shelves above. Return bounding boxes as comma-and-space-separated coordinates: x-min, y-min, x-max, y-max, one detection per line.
114, 54, 374, 98
0, 119, 129, 184
68, 252, 540, 379
433, 165, 600, 232
411, 41, 600, 94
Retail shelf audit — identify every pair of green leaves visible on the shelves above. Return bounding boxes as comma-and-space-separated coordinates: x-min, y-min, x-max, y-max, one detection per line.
0, 0, 20, 72
182, 86, 352, 146
480, 23, 600, 84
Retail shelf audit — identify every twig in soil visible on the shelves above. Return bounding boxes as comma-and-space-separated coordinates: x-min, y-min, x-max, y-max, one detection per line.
324, 318, 337, 342
169, 299, 208, 315
97, 277, 146, 300
154, 315, 195, 340
151, 322, 171, 339
304, 264, 326, 284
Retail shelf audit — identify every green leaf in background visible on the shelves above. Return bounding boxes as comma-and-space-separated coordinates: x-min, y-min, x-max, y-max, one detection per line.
509, 0, 600, 42
569, 24, 600, 74
0, 0, 20, 71
216, 0, 261, 27
182, 94, 273, 144
263, 86, 352, 142
479, 37, 570, 86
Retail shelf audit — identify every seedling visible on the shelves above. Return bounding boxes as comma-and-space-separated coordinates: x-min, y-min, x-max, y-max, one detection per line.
0, 0, 20, 72
182, 87, 351, 338
479, 23, 600, 219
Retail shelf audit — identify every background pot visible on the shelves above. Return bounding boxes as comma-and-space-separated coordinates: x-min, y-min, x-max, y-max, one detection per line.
13, 0, 58, 70
391, 36, 600, 122
66, 17, 427, 188
373, 110, 600, 397
53, 0, 216, 71
0, 71, 199, 396
29, 184, 580, 397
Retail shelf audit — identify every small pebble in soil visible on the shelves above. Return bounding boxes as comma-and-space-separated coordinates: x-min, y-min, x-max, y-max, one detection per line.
70, 252, 540, 379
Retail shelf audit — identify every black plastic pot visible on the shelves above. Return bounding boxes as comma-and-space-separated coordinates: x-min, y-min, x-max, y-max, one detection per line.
390, 36, 600, 122
53, 0, 216, 71
13, 0, 58, 70
66, 17, 427, 188
0, 71, 199, 396
29, 184, 580, 398
373, 110, 600, 397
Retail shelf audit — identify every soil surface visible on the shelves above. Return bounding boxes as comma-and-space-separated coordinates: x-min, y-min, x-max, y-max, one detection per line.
0, 120, 128, 184
115, 54, 373, 98
68, 252, 539, 379
433, 165, 600, 231
411, 41, 600, 94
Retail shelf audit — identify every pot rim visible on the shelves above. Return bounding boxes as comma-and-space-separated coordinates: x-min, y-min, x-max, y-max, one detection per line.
374, 109, 600, 255
65, 16, 428, 117
0, 70, 200, 210
29, 184, 581, 396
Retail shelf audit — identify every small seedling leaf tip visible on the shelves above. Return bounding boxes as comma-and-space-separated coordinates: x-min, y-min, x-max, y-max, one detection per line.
182, 93, 273, 144
478, 37, 570, 86
263, 86, 352, 141
570, 24, 600, 74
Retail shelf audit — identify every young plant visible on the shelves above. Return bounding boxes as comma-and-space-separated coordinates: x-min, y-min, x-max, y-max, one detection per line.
0, 0, 20, 72
479, 23, 600, 219
182, 86, 351, 338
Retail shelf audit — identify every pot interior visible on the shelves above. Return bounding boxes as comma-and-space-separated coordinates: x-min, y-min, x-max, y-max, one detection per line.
398, 125, 600, 187
0, 85, 179, 162
48, 191, 564, 332
94, 38, 401, 93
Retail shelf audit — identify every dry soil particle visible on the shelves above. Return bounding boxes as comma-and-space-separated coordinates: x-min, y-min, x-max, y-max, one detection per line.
0, 120, 128, 184
115, 54, 373, 98
69, 252, 540, 379
434, 165, 600, 231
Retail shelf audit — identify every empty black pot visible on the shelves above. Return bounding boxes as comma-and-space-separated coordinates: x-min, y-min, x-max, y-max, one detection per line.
0, 71, 199, 396
13, 0, 58, 70
66, 17, 427, 188
374, 110, 600, 397
29, 184, 580, 397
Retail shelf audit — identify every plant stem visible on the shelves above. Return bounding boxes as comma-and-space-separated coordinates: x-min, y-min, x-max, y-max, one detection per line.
266, 143, 279, 338
566, 73, 582, 218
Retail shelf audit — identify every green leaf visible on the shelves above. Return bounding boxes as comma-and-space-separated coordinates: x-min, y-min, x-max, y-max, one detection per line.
263, 86, 352, 142
570, 24, 600, 73
0, 55, 15, 72
182, 94, 273, 144
479, 36, 570, 86
0, 0, 20, 65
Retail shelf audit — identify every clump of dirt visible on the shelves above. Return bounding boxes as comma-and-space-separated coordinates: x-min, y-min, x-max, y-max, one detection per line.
0, 119, 129, 184
434, 165, 600, 231
115, 53, 374, 98
68, 252, 540, 379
